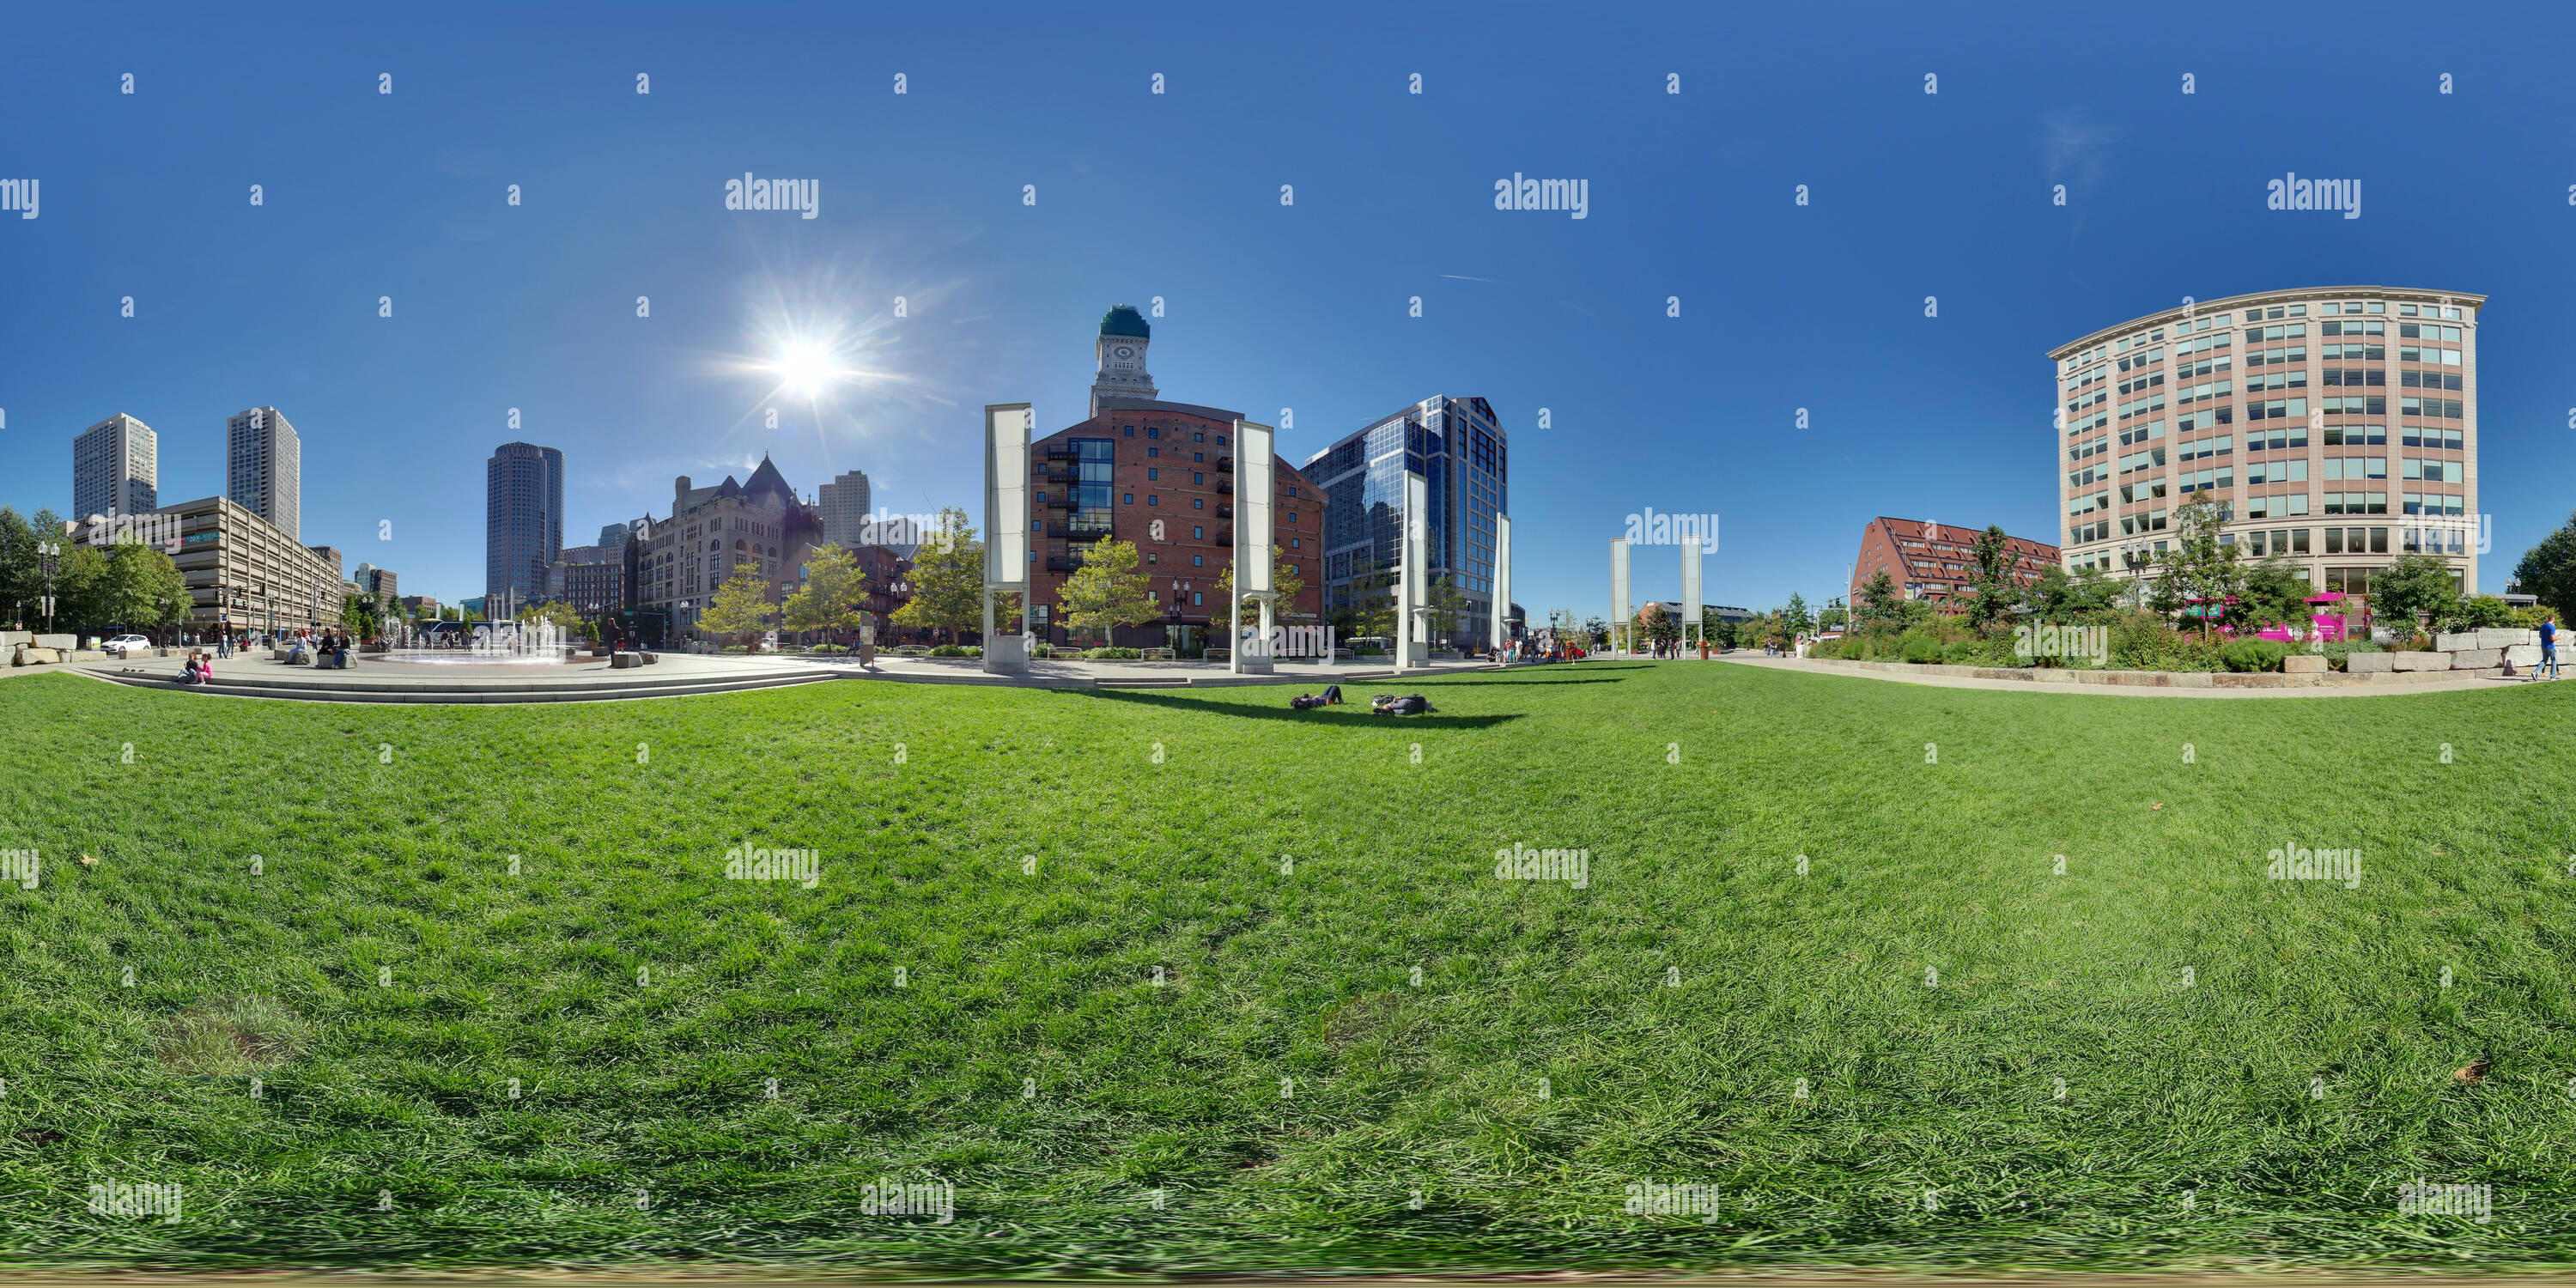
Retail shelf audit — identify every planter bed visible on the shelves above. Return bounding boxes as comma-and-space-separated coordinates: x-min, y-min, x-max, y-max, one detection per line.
1796, 656, 2490, 689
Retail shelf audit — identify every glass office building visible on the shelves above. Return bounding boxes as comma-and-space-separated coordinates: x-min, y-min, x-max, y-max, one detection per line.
1305, 396, 1508, 647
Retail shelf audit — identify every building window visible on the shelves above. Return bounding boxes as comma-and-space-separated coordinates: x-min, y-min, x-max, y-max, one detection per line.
1193, 556, 1203, 568
1193, 432, 1205, 442
1194, 498, 1203, 510
1147, 495, 1157, 506
1147, 468, 1157, 480
1193, 526, 1204, 539
1123, 426, 1134, 436
1148, 447, 1158, 458
1147, 427, 1159, 439
1123, 493, 1134, 504
1192, 591, 1203, 605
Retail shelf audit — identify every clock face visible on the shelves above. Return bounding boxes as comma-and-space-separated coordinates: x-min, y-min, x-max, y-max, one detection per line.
1113, 345, 1135, 360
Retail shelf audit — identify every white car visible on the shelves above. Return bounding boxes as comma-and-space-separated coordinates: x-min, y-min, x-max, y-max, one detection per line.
102, 634, 154, 657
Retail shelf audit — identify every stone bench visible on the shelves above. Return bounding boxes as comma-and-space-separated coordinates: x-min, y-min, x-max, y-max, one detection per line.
611, 652, 641, 669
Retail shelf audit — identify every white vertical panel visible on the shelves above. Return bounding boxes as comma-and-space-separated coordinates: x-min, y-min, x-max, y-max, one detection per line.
1235, 421, 1273, 594
1406, 471, 1429, 635
984, 403, 1030, 588
1492, 514, 1511, 647
1612, 538, 1631, 630
1682, 542, 1702, 623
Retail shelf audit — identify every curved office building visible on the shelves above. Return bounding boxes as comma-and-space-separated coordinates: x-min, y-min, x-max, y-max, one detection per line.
2051, 286, 2482, 598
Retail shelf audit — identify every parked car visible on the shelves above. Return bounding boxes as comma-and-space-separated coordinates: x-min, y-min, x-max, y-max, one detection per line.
102, 634, 154, 657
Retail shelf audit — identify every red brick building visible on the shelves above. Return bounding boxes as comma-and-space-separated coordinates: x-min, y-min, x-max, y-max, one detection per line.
1849, 516, 2058, 611
1028, 399, 1327, 650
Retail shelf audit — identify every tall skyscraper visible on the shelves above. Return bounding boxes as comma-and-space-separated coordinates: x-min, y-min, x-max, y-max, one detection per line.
1304, 396, 1509, 647
486, 441, 564, 614
1089, 304, 1156, 417
226, 405, 301, 541
817, 468, 872, 549
2052, 286, 2482, 595
73, 413, 157, 519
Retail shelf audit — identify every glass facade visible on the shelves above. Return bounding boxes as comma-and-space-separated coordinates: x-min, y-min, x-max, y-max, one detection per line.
1310, 397, 1507, 644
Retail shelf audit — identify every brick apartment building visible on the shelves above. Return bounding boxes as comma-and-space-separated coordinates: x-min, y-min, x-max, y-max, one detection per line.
1023, 306, 1327, 651
1849, 516, 2058, 611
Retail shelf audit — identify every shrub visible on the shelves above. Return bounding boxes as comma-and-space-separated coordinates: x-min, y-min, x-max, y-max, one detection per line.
2441, 595, 2519, 634
2318, 641, 2378, 671
810, 643, 848, 654
927, 643, 982, 657
1899, 632, 1944, 665
2221, 639, 2288, 672
1083, 647, 1144, 659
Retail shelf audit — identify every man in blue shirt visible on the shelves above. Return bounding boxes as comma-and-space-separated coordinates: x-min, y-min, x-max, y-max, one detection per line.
2542, 616, 2559, 681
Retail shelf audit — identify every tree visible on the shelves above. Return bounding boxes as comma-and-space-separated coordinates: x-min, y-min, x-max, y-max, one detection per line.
2152, 497, 2241, 638
1817, 597, 1848, 632
1964, 524, 2018, 626
1425, 574, 1468, 646
782, 543, 874, 641
2371, 550, 2460, 639
1856, 570, 1905, 631
1336, 570, 1398, 641
1782, 592, 1814, 638
2237, 557, 2312, 633
1637, 600, 1678, 648
1208, 544, 1308, 632
697, 561, 773, 646
2512, 510, 2576, 620
82, 543, 191, 641
2026, 565, 2119, 623
890, 507, 982, 643
1055, 538, 1158, 643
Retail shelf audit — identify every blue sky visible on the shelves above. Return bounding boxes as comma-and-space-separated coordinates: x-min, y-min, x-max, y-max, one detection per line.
4, 2, 2573, 611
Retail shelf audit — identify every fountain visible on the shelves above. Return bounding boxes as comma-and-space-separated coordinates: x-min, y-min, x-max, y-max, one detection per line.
367, 617, 578, 665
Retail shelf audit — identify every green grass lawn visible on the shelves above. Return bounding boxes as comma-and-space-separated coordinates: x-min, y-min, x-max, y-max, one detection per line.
3, 663, 2573, 1274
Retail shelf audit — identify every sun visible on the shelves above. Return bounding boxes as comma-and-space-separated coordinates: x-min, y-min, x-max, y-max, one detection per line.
775, 341, 833, 396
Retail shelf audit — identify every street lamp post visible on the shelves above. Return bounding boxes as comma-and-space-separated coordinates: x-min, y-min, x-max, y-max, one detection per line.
37, 541, 59, 633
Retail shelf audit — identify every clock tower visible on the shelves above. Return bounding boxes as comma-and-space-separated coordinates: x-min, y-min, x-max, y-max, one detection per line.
1090, 303, 1157, 417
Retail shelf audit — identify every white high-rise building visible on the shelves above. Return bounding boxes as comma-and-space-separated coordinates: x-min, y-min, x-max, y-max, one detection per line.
227, 405, 301, 542
73, 413, 157, 520
817, 469, 872, 549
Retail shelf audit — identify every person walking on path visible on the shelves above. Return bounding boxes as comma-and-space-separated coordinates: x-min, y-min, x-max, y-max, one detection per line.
2542, 616, 2561, 681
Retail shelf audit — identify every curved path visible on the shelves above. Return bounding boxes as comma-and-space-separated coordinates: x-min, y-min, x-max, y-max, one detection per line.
1714, 652, 2538, 699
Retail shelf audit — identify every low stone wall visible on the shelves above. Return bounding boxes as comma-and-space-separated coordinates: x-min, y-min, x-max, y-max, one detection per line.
1795, 656, 2488, 689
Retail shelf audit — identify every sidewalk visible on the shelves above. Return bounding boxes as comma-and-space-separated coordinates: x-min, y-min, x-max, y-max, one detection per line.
1715, 652, 2538, 699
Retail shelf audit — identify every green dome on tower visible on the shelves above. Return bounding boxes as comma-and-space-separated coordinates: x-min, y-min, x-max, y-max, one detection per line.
1099, 304, 1151, 339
